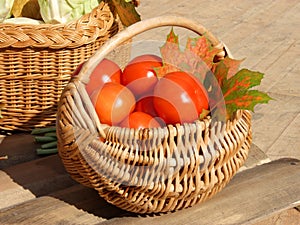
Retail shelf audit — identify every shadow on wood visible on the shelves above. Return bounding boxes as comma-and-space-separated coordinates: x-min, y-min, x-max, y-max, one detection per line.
98, 158, 300, 225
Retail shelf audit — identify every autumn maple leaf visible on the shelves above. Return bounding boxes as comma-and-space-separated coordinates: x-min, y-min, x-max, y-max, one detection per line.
221, 68, 272, 117
111, 0, 141, 26
155, 29, 221, 82
154, 28, 183, 78
156, 29, 273, 120
209, 59, 273, 119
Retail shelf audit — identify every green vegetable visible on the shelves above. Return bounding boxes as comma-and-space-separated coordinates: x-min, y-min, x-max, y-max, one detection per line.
44, 132, 57, 137
0, 0, 14, 22
32, 127, 58, 155
38, 0, 99, 24
31, 126, 56, 135
41, 140, 57, 149
35, 135, 57, 143
36, 148, 58, 155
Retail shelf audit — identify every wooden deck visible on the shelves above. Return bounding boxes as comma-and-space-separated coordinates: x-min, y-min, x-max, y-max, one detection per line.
0, 135, 299, 224
136, 0, 300, 161
1, 0, 300, 224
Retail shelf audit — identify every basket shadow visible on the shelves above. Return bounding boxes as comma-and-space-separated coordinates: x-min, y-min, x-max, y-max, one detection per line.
1, 149, 139, 220
0, 111, 157, 220
48, 182, 137, 219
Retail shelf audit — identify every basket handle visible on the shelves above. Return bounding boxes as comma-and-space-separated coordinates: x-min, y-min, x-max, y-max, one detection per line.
77, 15, 226, 84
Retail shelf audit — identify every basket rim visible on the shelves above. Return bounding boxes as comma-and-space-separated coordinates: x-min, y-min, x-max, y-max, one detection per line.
77, 15, 228, 84
0, 2, 115, 49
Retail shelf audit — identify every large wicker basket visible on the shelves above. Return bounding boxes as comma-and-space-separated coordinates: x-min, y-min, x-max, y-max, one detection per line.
0, 1, 127, 131
56, 16, 252, 214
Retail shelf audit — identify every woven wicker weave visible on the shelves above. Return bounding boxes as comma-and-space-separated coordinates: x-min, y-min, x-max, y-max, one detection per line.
0, 2, 125, 131
56, 16, 252, 214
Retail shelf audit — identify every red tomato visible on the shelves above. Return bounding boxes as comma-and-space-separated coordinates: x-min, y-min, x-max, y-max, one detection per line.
91, 82, 135, 126
122, 54, 162, 98
119, 112, 161, 129
86, 58, 122, 96
153, 71, 209, 125
134, 96, 158, 117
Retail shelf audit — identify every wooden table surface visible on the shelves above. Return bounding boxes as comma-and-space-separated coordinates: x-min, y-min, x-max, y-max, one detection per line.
0, 133, 299, 224
1, 0, 300, 224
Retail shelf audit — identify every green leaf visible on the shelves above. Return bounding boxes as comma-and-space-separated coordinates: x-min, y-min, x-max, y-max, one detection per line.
220, 68, 273, 117
222, 69, 264, 97
210, 57, 244, 93
209, 61, 273, 119
224, 90, 273, 116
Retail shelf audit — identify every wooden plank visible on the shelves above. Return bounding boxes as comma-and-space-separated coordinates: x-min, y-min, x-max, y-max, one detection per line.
253, 207, 300, 225
0, 150, 129, 218
221, 0, 299, 67
0, 196, 105, 225
98, 158, 300, 225
0, 133, 40, 169
0, 171, 35, 210
241, 143, 270, 170
221, 0, 299, 42
0, 187, 35, 211
266, 113, 300, 160
0, 138, 271, 214
0, 154, 76, 210
2, 154, 76, 196
49, 184, 130, 219
251, 94, 300, 161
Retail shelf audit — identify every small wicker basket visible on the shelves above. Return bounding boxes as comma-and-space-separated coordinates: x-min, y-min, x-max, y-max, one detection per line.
0, 1, 127, 131
56, 16, 252, 214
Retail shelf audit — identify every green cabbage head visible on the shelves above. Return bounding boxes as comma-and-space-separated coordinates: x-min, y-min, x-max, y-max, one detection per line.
0, 0, 14, 22
38, 0, 99, 24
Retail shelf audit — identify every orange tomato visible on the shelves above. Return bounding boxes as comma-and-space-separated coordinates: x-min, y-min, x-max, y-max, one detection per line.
119, 111, 161, 129
121, 54, 162, 98
134, 96, 158, 117
91, 82, 135, 126
86, 58, 122, 96
153, 71, 209, 124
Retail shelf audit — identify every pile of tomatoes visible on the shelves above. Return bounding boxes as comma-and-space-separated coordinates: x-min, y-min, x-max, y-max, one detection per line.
74, 54, 209, 129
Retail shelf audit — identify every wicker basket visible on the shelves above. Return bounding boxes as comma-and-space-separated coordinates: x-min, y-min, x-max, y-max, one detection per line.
0, 1, 128, 131
56, 16, 252, 214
